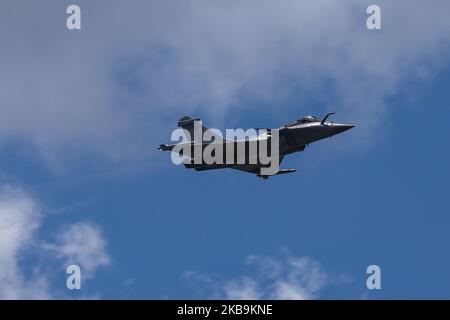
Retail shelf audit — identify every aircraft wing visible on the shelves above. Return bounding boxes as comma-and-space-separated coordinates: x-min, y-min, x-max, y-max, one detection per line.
229, 156, 289, 178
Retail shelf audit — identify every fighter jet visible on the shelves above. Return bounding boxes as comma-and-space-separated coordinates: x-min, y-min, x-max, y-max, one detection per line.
158, 112, 354, 179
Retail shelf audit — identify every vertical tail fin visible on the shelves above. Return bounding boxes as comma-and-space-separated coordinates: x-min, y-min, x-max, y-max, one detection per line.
178, 116, 223, 142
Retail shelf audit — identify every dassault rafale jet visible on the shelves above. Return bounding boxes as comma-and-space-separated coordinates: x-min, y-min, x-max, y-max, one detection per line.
158, 112, 354, 179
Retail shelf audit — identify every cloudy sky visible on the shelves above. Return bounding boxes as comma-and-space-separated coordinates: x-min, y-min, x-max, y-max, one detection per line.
0, 0, 449, 299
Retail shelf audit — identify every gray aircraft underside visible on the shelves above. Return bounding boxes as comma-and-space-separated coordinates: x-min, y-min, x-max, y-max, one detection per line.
159, 113, 354, 179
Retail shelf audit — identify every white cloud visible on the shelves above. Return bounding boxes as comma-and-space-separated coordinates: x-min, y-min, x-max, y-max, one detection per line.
0, 1, 449, 166
0, 185, 49, 299
185, 254, 331, 300
223, 277, 260, 300
269, 257, 327, 300
0, 185, 110, 299
48, 222, 111, 277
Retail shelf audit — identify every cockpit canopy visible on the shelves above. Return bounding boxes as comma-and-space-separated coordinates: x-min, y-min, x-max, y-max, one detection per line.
299, 115, 321, 123
284, 115, 321, 127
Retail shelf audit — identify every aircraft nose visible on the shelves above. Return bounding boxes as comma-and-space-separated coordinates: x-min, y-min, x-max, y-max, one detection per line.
332, 123, 355, 135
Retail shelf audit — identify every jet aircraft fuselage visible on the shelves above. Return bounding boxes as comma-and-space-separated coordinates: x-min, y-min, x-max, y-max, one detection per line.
159, 112, 354, 178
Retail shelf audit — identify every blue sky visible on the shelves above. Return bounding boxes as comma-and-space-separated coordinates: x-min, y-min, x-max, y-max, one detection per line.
0, 1, 449, 299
